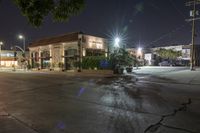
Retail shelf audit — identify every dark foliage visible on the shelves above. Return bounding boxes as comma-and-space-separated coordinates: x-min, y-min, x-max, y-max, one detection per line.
13, 0, 85, 27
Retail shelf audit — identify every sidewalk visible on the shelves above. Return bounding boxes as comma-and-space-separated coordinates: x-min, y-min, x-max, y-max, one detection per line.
160, 68, 200, 85
0, 68, 116, 78
134, 66, 200, 85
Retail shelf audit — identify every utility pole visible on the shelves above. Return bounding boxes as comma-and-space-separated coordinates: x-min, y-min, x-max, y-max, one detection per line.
0, 42, 3, 69
186, 0, 200, 71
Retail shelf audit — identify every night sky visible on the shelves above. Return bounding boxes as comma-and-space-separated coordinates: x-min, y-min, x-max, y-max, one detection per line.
0, 0, 198, 50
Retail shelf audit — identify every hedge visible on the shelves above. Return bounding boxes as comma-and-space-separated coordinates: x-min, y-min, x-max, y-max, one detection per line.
82, 56, 112, 70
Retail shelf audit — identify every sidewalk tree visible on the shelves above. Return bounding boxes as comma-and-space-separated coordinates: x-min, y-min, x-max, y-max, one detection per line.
11, 0, 85, 27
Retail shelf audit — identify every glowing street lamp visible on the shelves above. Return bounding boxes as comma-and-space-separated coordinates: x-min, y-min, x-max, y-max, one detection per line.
137, 47, 143, 57
18, 35, 23, 39
114, 37, 120, 48
138, 47, 142, 52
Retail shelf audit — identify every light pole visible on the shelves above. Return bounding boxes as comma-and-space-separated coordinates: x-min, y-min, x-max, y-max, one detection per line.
18, 34, 26, 55
18, 34, 27, 70
0, 41, 3, 68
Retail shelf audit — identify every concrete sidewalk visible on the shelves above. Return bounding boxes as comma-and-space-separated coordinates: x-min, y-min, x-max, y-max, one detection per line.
0, 68, 116, 78
160, 68, 200, 85
134, 66, 200, 85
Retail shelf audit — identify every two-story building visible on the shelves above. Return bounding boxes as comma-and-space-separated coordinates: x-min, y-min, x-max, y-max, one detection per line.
29, 32, 108, 71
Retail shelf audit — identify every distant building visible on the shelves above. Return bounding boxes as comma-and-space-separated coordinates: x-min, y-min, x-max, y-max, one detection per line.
150, 45, 191, 66
126, 48, 144, 59
0, 50, 25, 67
151, 45, 191, 59
29, 32, 108, 71
127, 44, 197, 66
127, 48, 148, 65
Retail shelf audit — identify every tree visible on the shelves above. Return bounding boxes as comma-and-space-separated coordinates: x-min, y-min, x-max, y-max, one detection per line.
155, 48, 182, 60
11, 0, 85, 27
110, 48, 136, 69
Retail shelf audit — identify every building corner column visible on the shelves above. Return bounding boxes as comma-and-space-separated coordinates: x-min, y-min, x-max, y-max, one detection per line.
78, 38, 83, 72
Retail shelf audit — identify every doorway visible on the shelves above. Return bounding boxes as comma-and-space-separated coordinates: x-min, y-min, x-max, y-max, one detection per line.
64, 49, 78, 70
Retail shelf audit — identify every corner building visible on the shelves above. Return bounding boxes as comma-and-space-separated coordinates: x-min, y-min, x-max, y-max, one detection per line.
29, 32, 108, 71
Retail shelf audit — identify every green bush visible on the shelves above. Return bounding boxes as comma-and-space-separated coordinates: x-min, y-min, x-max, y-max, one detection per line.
34, 62, 40, 68
58, 62, 64, 68
82, 56, 111, 70
27, 64, 32, 69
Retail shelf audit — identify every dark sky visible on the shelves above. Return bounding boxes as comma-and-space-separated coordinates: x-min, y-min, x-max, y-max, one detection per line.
0, 0, 198, 49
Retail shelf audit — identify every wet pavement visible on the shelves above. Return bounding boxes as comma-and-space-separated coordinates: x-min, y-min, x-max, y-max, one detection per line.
0, 72, 199, 133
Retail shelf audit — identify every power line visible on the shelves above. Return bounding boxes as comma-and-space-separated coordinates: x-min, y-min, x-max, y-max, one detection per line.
168, 0, 187, 19
149, 0, 190, 45
149, 24, 189, 45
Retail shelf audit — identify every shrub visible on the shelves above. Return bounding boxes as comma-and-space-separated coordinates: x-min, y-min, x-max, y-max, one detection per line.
58, 62, 64, 68
82, 56, 111, 70
27, 64, 32, 69
34, 62, 40, 68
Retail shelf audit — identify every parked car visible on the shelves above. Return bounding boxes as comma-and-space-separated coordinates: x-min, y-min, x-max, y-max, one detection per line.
174, 61, 185, 66
159, 61, 171, 66
126, 66, 133, 73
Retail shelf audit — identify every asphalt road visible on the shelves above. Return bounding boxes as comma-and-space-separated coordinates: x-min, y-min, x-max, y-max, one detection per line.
0, 71, 199, 133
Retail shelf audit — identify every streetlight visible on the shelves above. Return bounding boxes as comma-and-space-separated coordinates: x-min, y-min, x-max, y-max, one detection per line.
18, 34, 26, 53
114, 37, 120, 48
136, 47, 143, 68
137, 47, 143, 56
0, 41, 3, 68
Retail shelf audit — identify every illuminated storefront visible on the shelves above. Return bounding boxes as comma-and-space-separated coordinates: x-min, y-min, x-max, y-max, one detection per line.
0, 50, 24, 67
29, 32, 108, 70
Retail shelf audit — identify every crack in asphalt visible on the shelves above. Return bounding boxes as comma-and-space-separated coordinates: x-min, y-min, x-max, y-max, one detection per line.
144, 98, 196, 133
0, 108, 39, 133
9, 114, 40, 133
161, 123, 197, 133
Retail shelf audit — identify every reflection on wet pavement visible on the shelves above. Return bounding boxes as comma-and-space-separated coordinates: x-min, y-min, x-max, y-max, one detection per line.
0, 73, 199, 133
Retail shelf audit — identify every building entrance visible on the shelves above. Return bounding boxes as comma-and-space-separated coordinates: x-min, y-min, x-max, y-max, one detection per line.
64, 49, 78, 70
41, 51, 51, 69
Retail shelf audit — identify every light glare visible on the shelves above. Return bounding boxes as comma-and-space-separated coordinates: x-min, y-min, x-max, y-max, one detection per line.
18, 35, 24, 39
114, 37, 120, 47
137, 47, 143, 55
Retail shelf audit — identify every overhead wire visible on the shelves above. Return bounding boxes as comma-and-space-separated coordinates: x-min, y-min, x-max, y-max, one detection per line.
148, 0, 191, 46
